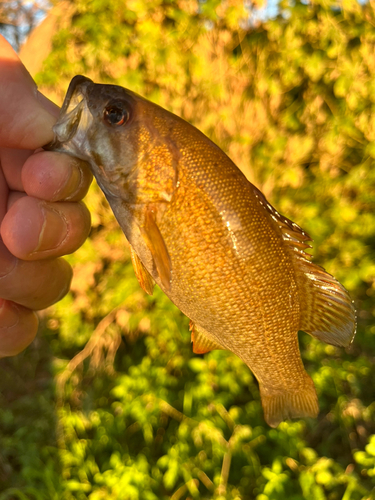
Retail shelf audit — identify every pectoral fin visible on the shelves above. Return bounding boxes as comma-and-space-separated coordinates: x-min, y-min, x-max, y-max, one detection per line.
130, 245, 155, 295
189, 321, 224, 354
141, 207, 172, 291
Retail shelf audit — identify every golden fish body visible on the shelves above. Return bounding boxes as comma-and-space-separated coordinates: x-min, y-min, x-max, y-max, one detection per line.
47, 76, 356, 427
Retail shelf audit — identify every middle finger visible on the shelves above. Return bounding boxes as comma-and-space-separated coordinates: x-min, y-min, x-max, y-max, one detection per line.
1, 195, 91, 260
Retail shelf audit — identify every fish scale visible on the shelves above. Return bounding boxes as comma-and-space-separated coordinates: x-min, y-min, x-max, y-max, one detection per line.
143, 150, 311, 412
46, 75, 356, 427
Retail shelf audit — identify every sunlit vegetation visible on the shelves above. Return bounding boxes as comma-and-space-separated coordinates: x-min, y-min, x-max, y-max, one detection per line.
1, 0, 375, 498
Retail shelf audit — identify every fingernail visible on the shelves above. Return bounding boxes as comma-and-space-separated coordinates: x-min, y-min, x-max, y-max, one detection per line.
34, 205, 68, 253
62, 160, 83, 201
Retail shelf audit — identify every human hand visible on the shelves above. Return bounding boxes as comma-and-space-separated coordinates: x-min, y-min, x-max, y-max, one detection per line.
0, 36, 92, 357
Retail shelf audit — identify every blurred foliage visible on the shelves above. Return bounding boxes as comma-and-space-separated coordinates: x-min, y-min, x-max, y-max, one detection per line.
0, 0, 50, 50
1, 0, 375, 498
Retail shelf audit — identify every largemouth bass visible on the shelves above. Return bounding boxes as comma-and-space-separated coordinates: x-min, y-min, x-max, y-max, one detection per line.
46, 76, 356, 427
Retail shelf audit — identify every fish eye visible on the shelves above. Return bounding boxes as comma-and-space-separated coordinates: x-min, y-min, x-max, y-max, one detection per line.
103, 102, 130, 127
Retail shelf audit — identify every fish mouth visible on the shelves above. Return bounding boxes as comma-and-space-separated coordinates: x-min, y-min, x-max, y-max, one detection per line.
44, 75, 94, 155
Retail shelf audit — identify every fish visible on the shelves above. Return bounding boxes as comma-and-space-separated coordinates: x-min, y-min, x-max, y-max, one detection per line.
45, 75, 356, 427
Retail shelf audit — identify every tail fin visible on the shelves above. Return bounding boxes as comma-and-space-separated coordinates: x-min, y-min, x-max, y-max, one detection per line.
260, 381, 319, 428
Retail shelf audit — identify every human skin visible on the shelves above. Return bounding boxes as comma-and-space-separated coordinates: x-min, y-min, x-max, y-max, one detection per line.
0, 36, 92, 357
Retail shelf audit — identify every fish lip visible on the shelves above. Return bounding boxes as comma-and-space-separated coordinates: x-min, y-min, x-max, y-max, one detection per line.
60, 75, 93, 115
44, 75, 94, 152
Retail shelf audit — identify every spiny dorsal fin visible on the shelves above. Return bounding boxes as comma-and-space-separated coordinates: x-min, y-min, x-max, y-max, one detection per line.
130, 245, 155, 296
252, 185, 356, 347
252, 185, 312, 254
189, 321, 224, 354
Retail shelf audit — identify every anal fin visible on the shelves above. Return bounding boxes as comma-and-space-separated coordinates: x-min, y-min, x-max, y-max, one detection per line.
130, 245, 155, 295
189, 321, 224, 354
141, 207, 172, 291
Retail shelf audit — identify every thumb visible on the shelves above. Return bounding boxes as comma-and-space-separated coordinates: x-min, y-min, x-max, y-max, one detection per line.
0, 35, 57, 150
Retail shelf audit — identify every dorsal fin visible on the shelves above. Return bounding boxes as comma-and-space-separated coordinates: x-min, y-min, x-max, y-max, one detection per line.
252, 185, 312, 253
295, 256, 356, 347
252, 185, 356, 347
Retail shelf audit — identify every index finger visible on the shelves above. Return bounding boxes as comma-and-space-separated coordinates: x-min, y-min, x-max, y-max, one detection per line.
22, 151, 93, 202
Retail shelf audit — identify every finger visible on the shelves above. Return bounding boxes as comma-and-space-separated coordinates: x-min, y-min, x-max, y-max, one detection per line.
1, 196, 91, 260
0, 299, 38, 358
0, 163, 9, 223
7, 190, 26, 209
0, 36, 57, 149
22, 151, 93, 202
0, 241, 72, 310
0, 147, 31, 191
